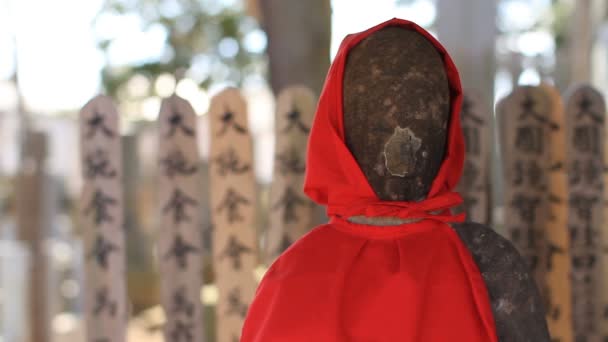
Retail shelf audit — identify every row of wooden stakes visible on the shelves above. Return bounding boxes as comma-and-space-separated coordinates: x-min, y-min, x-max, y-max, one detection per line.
79, 86, 317, 342
79, 82, 608, 342
460, 83, 608, 342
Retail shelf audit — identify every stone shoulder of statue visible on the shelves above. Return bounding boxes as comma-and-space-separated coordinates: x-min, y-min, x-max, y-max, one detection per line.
451, 222, 551, 342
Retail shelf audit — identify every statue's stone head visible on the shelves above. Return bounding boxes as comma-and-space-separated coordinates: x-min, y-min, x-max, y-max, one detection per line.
343, 26, 450, 201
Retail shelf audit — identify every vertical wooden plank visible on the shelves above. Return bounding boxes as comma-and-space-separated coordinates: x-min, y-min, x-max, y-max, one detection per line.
455, 90, 489, 224
16, 131, 49, 342
602, 85, 608, 342
571, 0, 593, 84
209, 88, 258, 341
498, 86, 554, 296
540, 84, 573, 342
79, 95, 127, 342
266, 86, 316, 262
436, 0, 497, 102
158, 95, 205, 342
564, 85, 605, 342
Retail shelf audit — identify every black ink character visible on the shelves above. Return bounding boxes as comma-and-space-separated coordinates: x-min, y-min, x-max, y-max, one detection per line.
569, 194, 599, 226
225, 288, 249, 318
462, 126, 481, 156
583, 160, 602, 186
88, 234, 119, 270
169, 319, 194, 342
86, 111, 115, 138
282, 107, 310, 134
166, 103, 195, 137
172, 287, 195, 317
572, 253, 596, 270
572, 125, 601, 154
519, 94, 558, 130
577, 94, 604, 124
524, 252, 539, 272
515, 125, 544, 154
513, 160, 543, 189
219, 236, 252, 270
275, 148, 306, 175
163, 189, 198, 225
218, 109, 247, 136
509, 226, 539, 249
164, 234, 199, 269
93, 287, 117, 317
161, 150, 198, 178
84, 149, 116, 179
462, 194, 479, 219
510, 194, 541, 224
542, 285, 561, 321
546, 193, 562, 222
213, 148, 251, 176
216, 188, 250, 223
460, 160, 480, 189
272, 187, 308, 224
546, 242, 564, 270
84, 189, 117, 226
461, 96, 484, 126
569, 225, 596, 248
570, 159, 602, 186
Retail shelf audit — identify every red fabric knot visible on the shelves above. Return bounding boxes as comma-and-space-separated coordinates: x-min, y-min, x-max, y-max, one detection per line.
327, 191, 466, 224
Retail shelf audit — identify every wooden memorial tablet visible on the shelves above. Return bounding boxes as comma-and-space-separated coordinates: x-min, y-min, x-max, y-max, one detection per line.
158, 95, 205, 341
455, 90, 490, 223
539, 83, 573, 342
79, 95, 127, 342
564, 84, 605, 342
16, 131, 49, 342
266, 86, 316, 263
209, 88, 258, 341
498, 86, 554, 295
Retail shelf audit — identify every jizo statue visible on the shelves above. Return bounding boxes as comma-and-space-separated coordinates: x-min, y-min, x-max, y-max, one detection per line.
242, 18, 551, 342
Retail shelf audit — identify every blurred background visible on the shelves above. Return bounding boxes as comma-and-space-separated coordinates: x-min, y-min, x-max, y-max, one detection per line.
0, 0, 607, 341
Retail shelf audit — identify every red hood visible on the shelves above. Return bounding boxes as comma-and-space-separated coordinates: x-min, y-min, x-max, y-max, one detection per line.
303, 18, 465, 221
241, 20, 499, 342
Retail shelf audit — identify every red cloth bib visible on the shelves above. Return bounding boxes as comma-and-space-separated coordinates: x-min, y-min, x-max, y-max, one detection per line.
241, 18, 498, 342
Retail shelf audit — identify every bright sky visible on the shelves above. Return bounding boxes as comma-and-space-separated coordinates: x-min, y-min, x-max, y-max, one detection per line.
0, 0, 443, 113
0, 0, 552, 113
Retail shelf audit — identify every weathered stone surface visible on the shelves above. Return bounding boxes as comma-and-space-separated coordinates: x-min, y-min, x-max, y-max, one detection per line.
343, 27, 450, 201
452, 222, 551, 342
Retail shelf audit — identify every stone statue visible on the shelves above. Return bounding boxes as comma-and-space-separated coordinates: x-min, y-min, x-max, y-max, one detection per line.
343, 26, 551, 342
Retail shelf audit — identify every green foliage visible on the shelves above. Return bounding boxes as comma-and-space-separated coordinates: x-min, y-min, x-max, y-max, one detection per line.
94, 0, 266, 101
547, 0, 573, 49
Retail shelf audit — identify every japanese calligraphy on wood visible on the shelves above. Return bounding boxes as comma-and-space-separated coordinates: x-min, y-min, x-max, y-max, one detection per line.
79, 95, 127, 342
16, 131, 49, 342
455, 90, 489, 224
498, 86, 553, 295
209, 88, 258, 341
266, 86, 316, 263
565, 84, 605, 342
540, 84, 572, 342
158, 95, 205, 342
